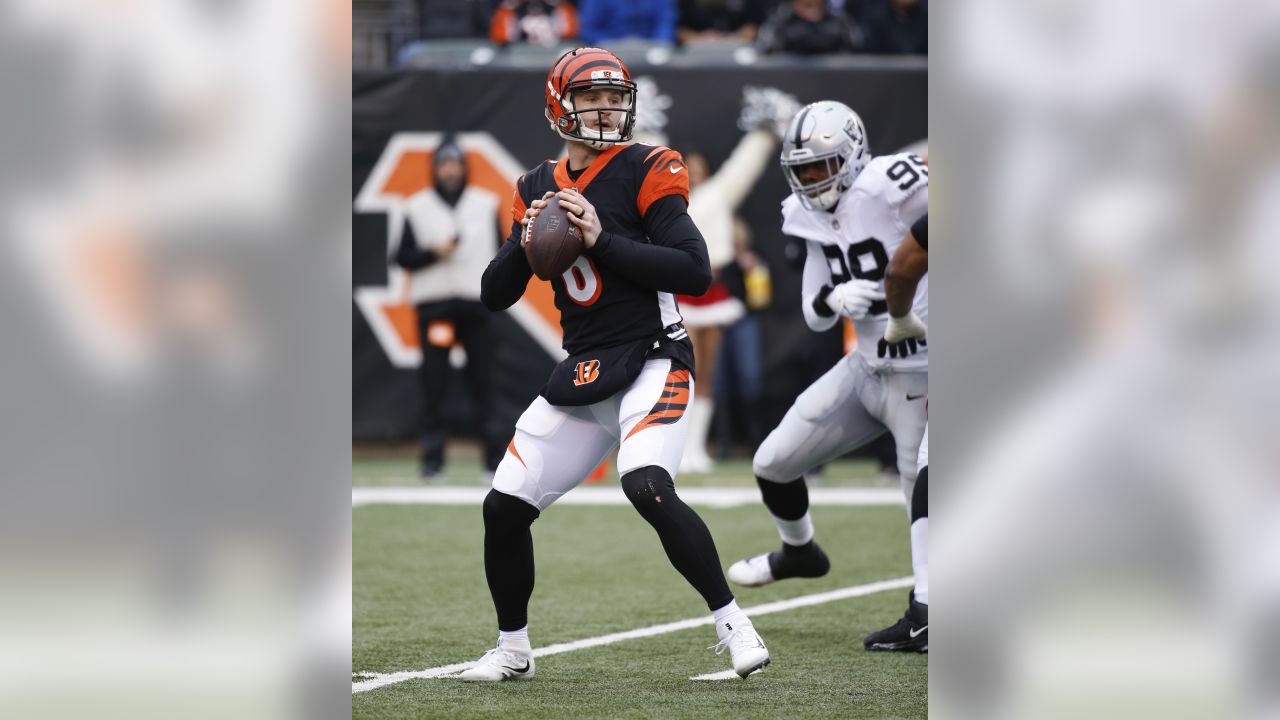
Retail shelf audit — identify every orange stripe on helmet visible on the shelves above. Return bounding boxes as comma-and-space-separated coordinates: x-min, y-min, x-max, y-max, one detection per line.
562, 49, 612, 76
556, 48, 619, 90
568, 47, 621, 69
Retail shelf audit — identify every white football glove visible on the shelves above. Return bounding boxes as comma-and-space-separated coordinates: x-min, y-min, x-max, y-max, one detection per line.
826, 279, 883, 320
884, 311, 928, 343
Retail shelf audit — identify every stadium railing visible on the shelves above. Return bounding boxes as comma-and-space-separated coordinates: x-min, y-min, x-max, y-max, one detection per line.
381, 38, 927, 71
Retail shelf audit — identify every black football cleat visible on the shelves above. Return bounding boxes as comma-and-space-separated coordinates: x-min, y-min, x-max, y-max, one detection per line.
728, 541, 831, 587
864, 591, 928, 652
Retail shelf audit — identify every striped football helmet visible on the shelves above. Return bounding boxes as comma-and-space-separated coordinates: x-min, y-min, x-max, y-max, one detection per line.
544, 47, 638, 150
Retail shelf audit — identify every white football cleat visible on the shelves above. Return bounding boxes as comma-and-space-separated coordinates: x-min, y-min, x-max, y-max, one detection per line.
727, 553, 775, 587
458, 638, 535, 682
711, 620, 770, 678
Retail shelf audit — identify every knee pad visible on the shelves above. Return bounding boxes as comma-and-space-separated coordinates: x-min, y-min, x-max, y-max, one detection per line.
753, 439, 803, 484
751, 451, 771, 480
911, 466, 928, 522
751, 434, 782, 480
620, 466, 676, 509
482, 489, 540, 534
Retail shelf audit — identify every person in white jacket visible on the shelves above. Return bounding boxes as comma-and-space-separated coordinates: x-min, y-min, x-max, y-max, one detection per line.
675, 86, 801, 474
394, 139, 508, 478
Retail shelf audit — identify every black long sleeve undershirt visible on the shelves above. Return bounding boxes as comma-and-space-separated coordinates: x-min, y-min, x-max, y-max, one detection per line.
587, 195, 711, 296
911, 214, 928, 250
813, 284, 836, 318
480, 194, 712, 311
480, 221, 533, 311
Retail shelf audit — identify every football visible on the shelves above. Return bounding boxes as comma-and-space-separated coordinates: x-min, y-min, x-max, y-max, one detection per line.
525, 196, 584, 280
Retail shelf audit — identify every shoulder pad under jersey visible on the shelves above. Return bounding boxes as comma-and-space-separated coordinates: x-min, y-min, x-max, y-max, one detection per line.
853, 153, 929, 210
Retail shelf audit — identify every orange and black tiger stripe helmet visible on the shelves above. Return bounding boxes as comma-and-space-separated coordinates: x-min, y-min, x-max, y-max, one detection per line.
544, 47, 637, 148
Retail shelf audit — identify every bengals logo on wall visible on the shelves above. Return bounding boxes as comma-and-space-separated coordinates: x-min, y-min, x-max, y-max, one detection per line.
353, 132, 567, 368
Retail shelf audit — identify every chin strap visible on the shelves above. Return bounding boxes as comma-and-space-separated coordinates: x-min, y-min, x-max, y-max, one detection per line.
554, 127, 626, 150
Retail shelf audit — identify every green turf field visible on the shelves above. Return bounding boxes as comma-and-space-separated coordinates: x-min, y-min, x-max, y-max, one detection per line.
353, 453, 926, 719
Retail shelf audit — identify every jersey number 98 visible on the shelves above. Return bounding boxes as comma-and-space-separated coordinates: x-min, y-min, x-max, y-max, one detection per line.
824, 239, 889, 316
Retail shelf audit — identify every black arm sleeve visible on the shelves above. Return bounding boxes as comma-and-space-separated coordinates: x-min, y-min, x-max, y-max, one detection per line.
911, 214, 928, 250
480, 221, 534, 311
586, 195, 712, 296
813, 284, 836, 318
393, 219, 442, 270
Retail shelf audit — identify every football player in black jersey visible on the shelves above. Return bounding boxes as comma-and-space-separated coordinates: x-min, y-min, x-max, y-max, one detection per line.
458, 47, 771, 682
864, 214, 929, 652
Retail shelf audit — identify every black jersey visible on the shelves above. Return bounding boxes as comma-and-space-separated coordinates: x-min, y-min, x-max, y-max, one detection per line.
481, 143, 711, 356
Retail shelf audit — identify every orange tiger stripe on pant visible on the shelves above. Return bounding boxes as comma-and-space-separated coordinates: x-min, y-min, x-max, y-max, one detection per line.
507, 439, 525, 467
625, 369, 691, 439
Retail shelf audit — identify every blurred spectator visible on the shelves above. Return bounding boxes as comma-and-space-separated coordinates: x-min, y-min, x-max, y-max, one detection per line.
490, 0, 579, 46
394, 140, 507, 478
676, 85, 800, 474
677, 0, 767, 44
405, 0, 491, 40
757, 0, 864, 55
850, 0, 927, 54
714, 219, 772, 457
579, 0, 677, 46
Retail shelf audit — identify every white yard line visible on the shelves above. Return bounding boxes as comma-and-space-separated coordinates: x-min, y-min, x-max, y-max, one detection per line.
353, 485, 904, 509
352, 576, 913, 694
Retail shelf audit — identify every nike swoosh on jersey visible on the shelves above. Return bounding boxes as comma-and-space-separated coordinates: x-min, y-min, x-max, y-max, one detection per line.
909, 625, 928, 638
906, 393, 925, 401
669, 165, 683, 173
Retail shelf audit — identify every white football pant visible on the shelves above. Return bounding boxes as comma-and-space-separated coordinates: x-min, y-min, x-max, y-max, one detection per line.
753, 352, 928, 503
493, 358, 693, 510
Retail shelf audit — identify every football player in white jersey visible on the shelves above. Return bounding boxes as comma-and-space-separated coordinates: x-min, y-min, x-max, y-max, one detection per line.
727, 101, 929, 650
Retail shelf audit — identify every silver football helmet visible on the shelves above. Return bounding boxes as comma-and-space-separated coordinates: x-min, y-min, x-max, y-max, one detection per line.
779, 101, 869, 211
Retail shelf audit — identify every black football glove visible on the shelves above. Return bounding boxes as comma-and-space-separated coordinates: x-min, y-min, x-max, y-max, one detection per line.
877, 337, 927, 359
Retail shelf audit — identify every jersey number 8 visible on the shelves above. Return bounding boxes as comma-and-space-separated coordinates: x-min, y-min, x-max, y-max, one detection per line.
562, 255, 603, 306
824, 239, 889, 316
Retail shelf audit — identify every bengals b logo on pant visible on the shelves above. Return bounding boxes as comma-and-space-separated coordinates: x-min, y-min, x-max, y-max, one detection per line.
574, 359, 601, 386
